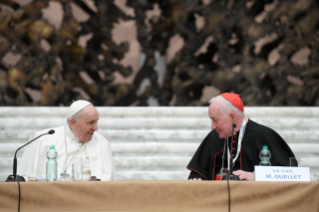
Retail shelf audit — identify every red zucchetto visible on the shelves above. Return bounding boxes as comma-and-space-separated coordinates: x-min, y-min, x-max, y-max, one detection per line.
221, 93, 244, 112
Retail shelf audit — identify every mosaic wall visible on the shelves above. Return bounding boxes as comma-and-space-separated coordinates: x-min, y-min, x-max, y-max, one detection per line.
0, 0, 318, 106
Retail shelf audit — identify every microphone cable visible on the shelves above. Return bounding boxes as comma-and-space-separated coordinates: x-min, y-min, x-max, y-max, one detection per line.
17, 181, 21, 212
227, 178, 231, 212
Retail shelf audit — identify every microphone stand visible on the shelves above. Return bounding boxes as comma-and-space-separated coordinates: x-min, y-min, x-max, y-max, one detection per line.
6, 130, 55, 182
222, 124, 240, 181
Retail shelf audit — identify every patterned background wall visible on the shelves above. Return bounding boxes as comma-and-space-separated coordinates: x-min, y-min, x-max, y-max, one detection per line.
0, 0, 318, 106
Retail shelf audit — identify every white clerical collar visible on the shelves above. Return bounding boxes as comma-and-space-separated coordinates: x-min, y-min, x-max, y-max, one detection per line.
65, 124, 82, 143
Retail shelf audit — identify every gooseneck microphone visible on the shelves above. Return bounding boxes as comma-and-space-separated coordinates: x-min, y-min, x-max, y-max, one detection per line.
222, 124, 240, 181
6, 129, 55, 182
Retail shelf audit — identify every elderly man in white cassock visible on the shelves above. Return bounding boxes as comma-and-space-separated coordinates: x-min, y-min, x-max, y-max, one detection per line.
17, 100, 117, 181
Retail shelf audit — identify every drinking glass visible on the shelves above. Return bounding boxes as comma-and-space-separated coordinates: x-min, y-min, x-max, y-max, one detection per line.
72, 157, 83, 181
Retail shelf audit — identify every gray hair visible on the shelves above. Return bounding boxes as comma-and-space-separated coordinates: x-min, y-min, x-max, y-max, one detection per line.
67, 110, 83, 124
208, 95, 243, 116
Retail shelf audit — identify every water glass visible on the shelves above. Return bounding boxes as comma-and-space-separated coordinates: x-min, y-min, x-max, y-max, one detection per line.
72, 157, 83, 181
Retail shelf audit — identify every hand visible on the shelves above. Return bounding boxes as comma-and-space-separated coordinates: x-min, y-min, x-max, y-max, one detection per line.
233, 170, 255, 181
188, 178, 202, 181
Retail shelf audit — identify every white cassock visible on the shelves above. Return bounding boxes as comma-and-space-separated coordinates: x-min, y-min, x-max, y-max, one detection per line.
17, 124, 117, 181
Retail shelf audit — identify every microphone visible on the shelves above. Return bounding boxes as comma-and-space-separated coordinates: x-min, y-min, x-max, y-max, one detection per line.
6, 130, 55, 182
222, 123, 240, 181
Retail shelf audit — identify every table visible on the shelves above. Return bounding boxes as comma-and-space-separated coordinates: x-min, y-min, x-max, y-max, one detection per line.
1, 181, 318, 212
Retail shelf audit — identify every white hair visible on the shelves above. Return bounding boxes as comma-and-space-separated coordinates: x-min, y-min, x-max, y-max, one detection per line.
208, 95, 243, 116
67, 110, 83, 124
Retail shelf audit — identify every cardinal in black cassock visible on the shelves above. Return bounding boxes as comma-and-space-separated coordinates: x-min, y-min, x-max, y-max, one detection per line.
187, 93, 295, 181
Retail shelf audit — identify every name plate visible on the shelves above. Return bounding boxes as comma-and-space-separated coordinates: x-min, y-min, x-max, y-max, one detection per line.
255, 166, 310, 182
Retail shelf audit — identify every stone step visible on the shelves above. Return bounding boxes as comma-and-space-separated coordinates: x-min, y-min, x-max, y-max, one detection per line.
1, 129, 319, 143
0, 171, 190, 181
0, 156, 188, 169
0, 117, 211, 129
1, 143, 319, 155
0, 107, 318, 117
1, 156, 318, 169
114, 156, 319, 168
1, 107, 318, 182
1, 117, 319, 129
117, 171, 189, 180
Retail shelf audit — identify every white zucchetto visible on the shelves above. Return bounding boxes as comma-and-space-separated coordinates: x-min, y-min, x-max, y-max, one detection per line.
67, 100, 92, 118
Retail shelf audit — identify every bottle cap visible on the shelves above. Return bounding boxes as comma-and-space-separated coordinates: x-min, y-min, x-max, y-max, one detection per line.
263, 145, 268, 149
50, 145, 55, 149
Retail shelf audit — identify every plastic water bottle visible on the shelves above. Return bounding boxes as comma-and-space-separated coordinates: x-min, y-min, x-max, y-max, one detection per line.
259, 145, 271, 166
46, 145, 58, 181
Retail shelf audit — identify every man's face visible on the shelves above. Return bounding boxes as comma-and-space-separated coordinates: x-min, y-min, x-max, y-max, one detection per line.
208, 102, 233, 139
71, 105, 99, 142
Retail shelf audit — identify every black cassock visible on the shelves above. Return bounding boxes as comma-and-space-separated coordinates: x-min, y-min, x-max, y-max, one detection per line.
187, 119, 295, 180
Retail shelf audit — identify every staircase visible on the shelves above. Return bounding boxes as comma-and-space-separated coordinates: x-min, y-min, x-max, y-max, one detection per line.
0, 107, 318, 181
